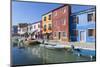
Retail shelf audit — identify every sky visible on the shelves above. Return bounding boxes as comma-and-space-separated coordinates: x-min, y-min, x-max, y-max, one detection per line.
12, 1, 95, 25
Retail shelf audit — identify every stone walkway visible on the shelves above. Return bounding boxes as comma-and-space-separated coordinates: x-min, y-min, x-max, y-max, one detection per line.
37, 39, 95, 50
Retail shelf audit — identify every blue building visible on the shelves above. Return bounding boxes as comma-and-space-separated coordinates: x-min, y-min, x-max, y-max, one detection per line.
70, 8, 96, 42
12, 25, 18, 35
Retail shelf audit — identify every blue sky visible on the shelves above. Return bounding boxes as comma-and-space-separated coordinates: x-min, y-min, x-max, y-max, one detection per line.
12, 1, 95, 25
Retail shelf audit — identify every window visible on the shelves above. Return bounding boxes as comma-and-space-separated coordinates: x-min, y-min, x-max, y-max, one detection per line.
34, 25, 36, 29
93, 29, 95, 37
88, 29, 95, 36
62, 32, 66, 37
63, 19, 66, 25
48, 24, 52, 30
44, 25, 46, 31
30, 26, 32, 30
73, 16, 79, 24
54, 21, 57, 28
54, 32, 57, 37
63, 8, 66, 13
38, 24, 40, 28
60, 19, 63, 23
93, 13, 96, 22
48, 15, 51, 20
54, 11, 57, 16
73, 30, 78, 36
44, 17, 46, 21
88, 13, 93, 22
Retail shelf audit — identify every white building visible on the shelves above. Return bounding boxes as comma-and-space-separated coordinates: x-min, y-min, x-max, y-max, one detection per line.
30, 21, 42, 39
17, 23, 28, 36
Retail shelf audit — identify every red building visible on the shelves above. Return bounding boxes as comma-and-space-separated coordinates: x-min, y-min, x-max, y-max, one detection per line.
52, 5, 71, 42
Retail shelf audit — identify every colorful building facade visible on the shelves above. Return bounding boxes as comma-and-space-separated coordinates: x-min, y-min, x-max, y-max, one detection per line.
30, 21, 42, 39
13, 5, 96, 43
52, 5, 71, 42
42, 12, 53, 39
70, 8, 96, 42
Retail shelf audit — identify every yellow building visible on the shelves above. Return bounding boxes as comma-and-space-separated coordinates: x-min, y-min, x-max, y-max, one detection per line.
42, 12, 52, 39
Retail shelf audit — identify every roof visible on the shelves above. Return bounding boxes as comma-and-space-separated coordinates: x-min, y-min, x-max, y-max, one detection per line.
18, 23, 28, 28
42, 4, 69, 16
71, 7, 96, 16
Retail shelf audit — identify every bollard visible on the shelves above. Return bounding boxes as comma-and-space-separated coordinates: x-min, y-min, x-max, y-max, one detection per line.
90, 55, 93, 60
78, 53, 81, 57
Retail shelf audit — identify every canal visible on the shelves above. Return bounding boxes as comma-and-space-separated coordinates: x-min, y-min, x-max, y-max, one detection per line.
11, 43, 95, 66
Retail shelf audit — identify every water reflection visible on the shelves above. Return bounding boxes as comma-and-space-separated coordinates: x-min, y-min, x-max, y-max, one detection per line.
12, 44, 95, 66
12, 46, 43, 66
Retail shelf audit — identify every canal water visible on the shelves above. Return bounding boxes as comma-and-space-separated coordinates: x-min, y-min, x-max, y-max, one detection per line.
12, 43, 95, 66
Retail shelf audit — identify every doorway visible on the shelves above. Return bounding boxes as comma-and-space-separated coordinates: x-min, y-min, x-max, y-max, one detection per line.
58, 32, 61, 40
80, 31, 86, 42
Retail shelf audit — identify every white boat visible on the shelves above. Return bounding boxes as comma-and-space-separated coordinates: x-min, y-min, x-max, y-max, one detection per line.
40, 44, 70, 49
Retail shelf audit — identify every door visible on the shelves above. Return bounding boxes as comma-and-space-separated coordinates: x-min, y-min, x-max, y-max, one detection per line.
80, 31, 86, 42
58, 32, 61, 40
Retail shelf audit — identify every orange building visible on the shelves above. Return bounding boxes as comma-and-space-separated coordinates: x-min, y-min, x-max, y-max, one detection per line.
42, 12, 53, 39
